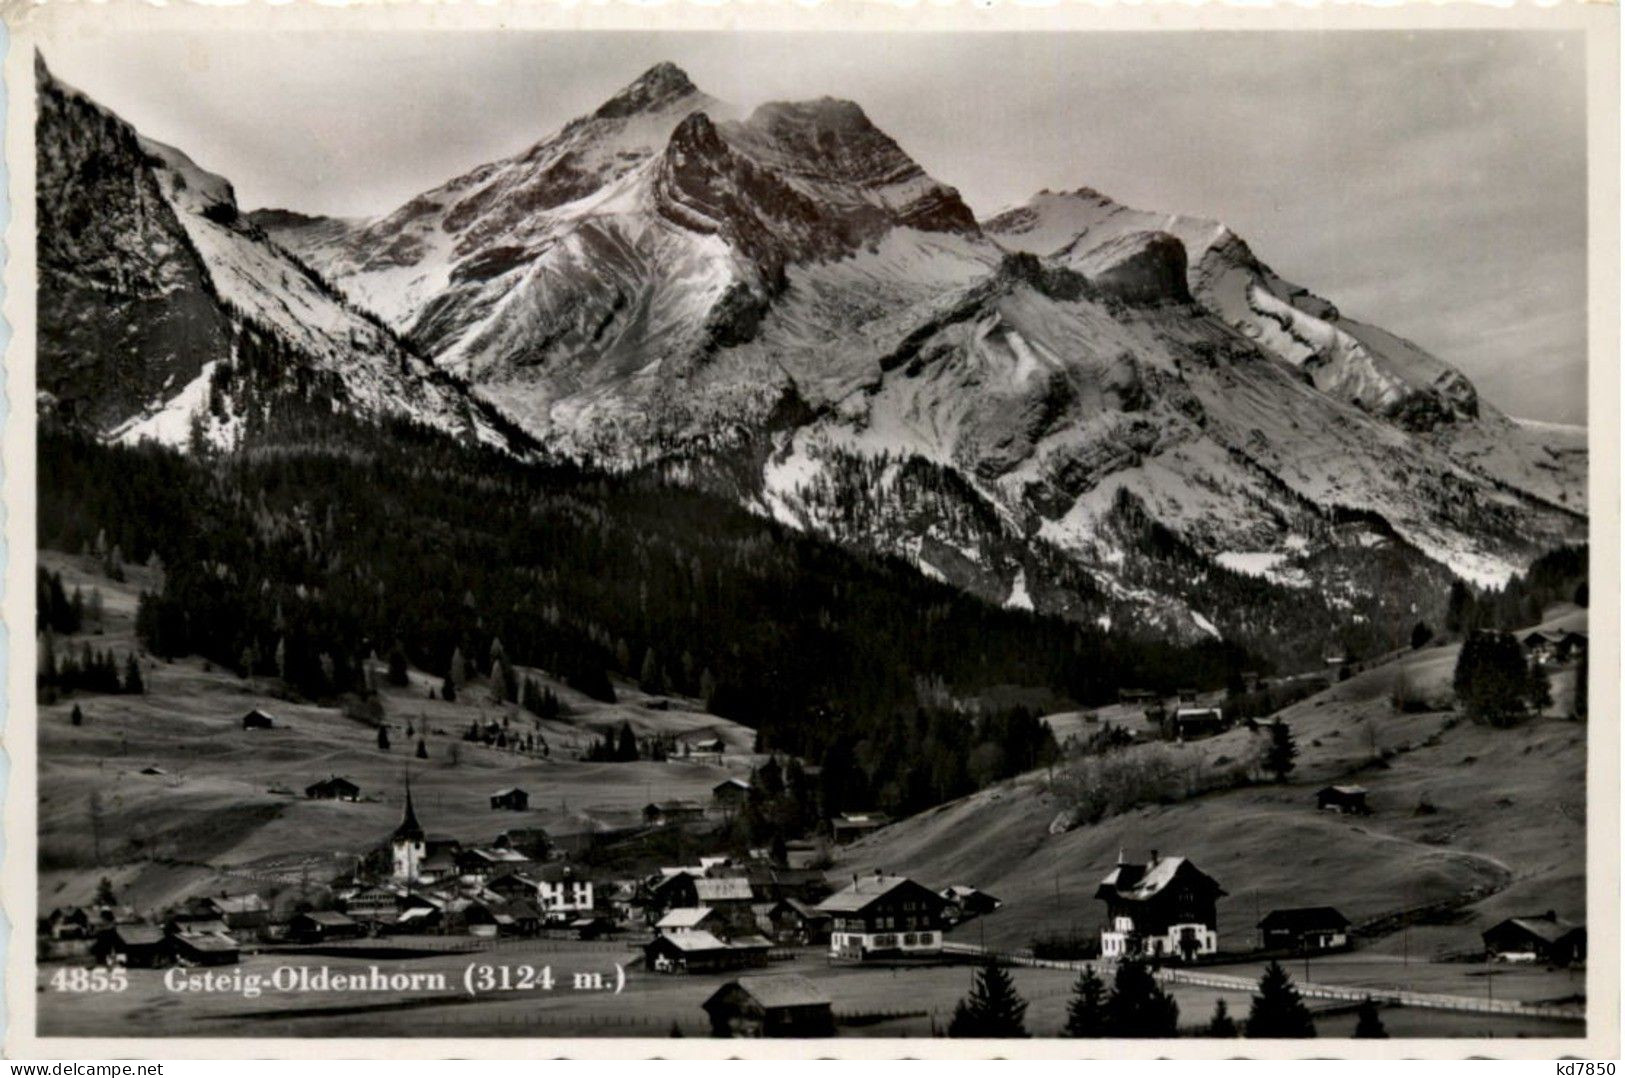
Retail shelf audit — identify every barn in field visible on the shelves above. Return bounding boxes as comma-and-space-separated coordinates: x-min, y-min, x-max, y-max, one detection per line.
702, 974, 835, 1038
1316, 785, 1371, 815
305, 776, 361, 801
830, 812, 890, 844
167, 921, 241, 966
1096, 850, 1225, 960
1483, 912, 1586, 966
1258, 907, 1351, 952
1171, 707, 1226, 741
241, 708, 276, 730
489, 787, 530, 811
818, 874, 947, 960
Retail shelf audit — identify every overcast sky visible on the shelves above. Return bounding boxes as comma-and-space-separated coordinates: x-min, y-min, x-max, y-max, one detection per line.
42, 30, 1588, 424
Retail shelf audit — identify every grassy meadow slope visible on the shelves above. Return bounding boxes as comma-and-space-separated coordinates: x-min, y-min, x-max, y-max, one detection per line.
834, 618, 1586, 960
37, 549, 759, 914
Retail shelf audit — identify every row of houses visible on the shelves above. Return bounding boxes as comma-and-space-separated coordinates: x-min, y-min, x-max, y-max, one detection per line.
1094, 850, 1586, 967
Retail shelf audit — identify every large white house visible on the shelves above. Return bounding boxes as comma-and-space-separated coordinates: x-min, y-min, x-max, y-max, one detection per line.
1095, 851, 1226, 960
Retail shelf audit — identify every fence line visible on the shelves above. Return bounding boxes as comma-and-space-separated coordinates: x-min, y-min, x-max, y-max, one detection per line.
940, 943, 1583, 1022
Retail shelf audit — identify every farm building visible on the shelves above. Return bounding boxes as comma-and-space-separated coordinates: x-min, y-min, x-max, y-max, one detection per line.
767, 898, 832, 946
193, 894, 270, 935
1316, 785, 1371, 815
466, 899, 542, 938
940, 885, 1003, 923
1171, 707, 1226, 741
493, 827, 552, 860
42, 906, 92, 941
818, 874, 948, 960
340, 886, 402, 927
644, 801, 706, 825
93, 925, 169, 968
305, 776, 361, 801
702, 974, 835, 1038
241, 708, 276, 730
1118, 688, 1159, 705
1522, 630, 1587, 666
1483, 912, 1586, 966
1258, 907, 1352, 952
288, 910, 363, 943
656, 906, 723, 937
830, 812, 890, 844
643, 930, 770, 975
489, 787, 530, 811
783, 840, 827, 870
1096, 851, 1225, 960
455, 846, 531, 880
167, 923, 241, 966
713, 778, 751, 810
392, 900, 445, 935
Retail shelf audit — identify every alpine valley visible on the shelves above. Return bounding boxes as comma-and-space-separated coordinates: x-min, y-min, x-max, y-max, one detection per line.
37, 57, 1587, 669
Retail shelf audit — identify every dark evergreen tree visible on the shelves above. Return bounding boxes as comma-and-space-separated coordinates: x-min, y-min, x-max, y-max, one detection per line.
1352, 997, 1387, 1039
1104, 958, 1179, 1037
1245, 961, 1316, 1038
1410, 621, 1434, 649
95, 877, 116, 907
377, 725, 390, 751
440, 675, 457, 703
1062, 965, 1108, 1038
416, 738, 428, 759
122, 653, 144, 694
616, 722, 638, 762
1453, 630, 1537, 727
1206, 998, 1238, 1037
947, 960, 1029, 1038
1265, 720, 1297, 782
70, 704, 83, 726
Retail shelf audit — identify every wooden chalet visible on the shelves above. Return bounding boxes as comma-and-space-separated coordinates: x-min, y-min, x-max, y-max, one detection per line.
643, 800, 706, 825
195, 894, 270, 934
1316, 785, 1371, 815
1483, 912, 1586, 966
493, 827, 552, 860
467, 899, 542, 938
767, 898, 832, 946
489, 787, 530, 812
1171, 707, 1226, 741
817, 874, 947, 960
94, 925, 169, 968
241, 708, 276, 730
1523, 629, 1587, 666
702, 974, 834, 1038
830, 812, 890, 845
940, 885, 1003, 923
713, 778, 751, 810
1258, 907, 1351, 952
455, 846, 531, 881
656, 906, 723, 937
167, 921, 241, 966
1096, 851, 1225, 960
305, 776, 361, 801
643, 930, 770, 975
532, 863, 596, 921
288, 910, 363, 943
43, 906, 92, 941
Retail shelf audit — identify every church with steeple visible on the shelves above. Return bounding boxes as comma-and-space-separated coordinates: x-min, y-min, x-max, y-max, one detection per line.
391, 775, 427, 882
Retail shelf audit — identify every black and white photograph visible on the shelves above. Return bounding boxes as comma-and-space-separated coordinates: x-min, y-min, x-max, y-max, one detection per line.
7, 3, 1617, 1059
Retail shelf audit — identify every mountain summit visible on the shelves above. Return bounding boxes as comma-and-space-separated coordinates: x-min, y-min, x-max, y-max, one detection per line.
46, 60, 1587, 659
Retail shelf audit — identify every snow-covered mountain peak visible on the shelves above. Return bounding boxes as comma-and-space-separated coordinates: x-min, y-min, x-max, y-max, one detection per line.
593, 61, 701, 119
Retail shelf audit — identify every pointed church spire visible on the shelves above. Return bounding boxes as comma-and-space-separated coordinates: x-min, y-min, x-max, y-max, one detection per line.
394, 768, 424, 842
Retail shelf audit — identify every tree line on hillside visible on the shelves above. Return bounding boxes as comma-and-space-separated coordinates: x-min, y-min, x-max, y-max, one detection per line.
1444, 545, 1588, 636
39, 421, 1239, 819
945, 958, 1384, 1039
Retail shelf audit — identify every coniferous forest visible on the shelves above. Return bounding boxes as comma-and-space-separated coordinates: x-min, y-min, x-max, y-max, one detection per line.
39, 413, 1254, 810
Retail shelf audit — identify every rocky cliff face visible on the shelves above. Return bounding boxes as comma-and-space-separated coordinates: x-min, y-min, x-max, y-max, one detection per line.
47, 59, 1587, 653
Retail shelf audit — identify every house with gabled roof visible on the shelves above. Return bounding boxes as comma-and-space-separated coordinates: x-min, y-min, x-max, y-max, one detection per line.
817, 873, 947, 959
1483, 911, 1586, 966
703, 974, 834, 1038
1096, 850, 1225, 960
1258, 907, 1351, 952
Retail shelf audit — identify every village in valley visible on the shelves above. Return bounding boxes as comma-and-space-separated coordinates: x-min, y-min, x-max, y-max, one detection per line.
34, 541, 1590, 1040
